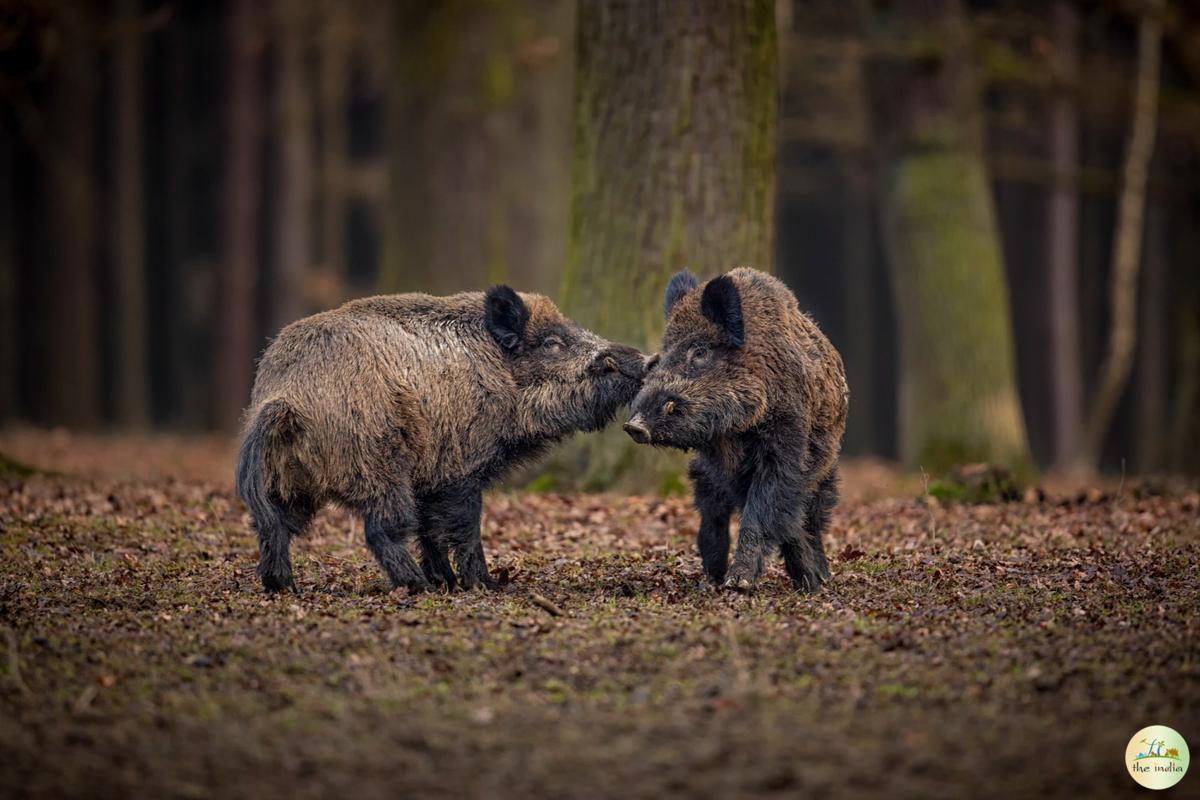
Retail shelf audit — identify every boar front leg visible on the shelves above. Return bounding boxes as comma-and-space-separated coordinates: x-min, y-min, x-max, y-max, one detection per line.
726, 454, 802, 592
690, 458, 734, 585
426, 485, 495, 590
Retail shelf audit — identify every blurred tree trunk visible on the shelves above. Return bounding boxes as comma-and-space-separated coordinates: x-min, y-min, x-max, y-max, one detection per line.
1170, 287, 1200, 474
272, 0, 312, 331
841, 162, 876, 455
317, 5, 348, 293
113, 0, 150, 427
46, 17, 101, 429
863, 0, 1031, 475
1136, 197, 1166, 471
0, 134, 16, 422
1047, 0, 1083, 469
215, 0, 264, 432
1075, 1, 1162, 471
381, 1, 573, 298
163, 14, 204, 428
557, 0, 777, 489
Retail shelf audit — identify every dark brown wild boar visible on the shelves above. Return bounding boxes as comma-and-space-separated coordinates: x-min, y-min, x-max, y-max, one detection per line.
624, 267, 848, 592
236, 287, 645, 593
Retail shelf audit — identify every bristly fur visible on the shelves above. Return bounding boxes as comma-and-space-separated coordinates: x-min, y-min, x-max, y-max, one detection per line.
235, 287, 645, 593
629, 267, 848, 592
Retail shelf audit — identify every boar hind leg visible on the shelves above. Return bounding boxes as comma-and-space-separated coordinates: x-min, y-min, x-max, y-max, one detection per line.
362, 490, 430, 593
417, 536, 456, 591
805, 469, 837, 581
781, 470, 837, 592
255, 493, 316, 593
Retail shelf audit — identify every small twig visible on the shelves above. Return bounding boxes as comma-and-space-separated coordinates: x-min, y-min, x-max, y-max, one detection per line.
1116, 457, 1126, 501
2, 627, 31, 696
529, 592, 564, 617
920, 466, 937, 539
206, 500, 229, 538
72, 685, 98, 715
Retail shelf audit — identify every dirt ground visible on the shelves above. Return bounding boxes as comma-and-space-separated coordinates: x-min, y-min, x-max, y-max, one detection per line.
0, 430, 1197, 799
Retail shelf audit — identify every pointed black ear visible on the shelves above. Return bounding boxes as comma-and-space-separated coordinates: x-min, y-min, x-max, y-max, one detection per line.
484, 285, 529, 352
664, 270, 700, 318
700, 275, 745, 347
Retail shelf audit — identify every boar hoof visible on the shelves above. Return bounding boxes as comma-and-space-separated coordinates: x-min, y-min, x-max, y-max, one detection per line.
722, 575, 755, 593
261, 571, 297, 594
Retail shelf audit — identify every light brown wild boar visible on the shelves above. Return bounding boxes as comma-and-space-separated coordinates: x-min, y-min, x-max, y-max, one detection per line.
236, 287, 645, 593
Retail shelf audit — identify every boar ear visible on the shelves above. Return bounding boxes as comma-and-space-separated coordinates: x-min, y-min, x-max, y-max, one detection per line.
484, 285, 530, 352
664, 270, 700, 318
700, 275, 745, 348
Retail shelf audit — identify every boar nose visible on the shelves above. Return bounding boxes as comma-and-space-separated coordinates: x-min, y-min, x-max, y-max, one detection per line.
623, 413, 651, 444
592, 345, 643, 378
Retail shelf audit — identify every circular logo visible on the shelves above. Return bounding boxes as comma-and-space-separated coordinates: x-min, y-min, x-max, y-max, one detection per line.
1126, 725, 1189, 790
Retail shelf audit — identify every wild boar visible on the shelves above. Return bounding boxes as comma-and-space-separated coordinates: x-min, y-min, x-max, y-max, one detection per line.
623, 267, 848, 592
236, 287, 645, 593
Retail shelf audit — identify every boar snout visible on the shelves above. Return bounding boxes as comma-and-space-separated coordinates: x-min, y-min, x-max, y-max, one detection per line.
623, 413, 651, 444
590, 344, 646, 380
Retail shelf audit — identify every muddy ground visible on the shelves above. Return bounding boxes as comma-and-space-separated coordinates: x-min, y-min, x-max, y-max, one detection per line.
0, 431, 1197, 799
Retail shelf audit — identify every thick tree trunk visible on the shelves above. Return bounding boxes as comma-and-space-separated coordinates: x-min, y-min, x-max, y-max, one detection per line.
1047, 0, 1083, 469
864, 0, 1031, 475
557, 0, 777, 489
381, 1, 574, 297
272, 0, 312, 331
46, 20, 101, 429
1074, 2, 1162, 471
215, 0, 264, 432
564, 0, 777, 348
114, 0, 150, 427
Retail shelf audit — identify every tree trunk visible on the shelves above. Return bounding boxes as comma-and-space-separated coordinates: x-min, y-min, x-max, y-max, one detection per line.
557, 0, 777, 489
113, 0, 150, 428
215, 0, 264, 432
1074, 1, 1162, 471
565, 0, 777, 348
317, 5, 348, 293
864, 0, 1031, 475
46, 18, 101, 429
272, 0, 312, 331
1047, 0, 1083, 469
381, 1, 574, 298
0, 132, 17, 423
1135, 196, 1166, 472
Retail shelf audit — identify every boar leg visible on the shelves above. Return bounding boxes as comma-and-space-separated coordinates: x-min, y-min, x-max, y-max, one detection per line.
417, 537, 456, 591
448, 490, 496, 590
780, 469, 837, 592
362, 490, 430, 592
415, 486, 479, 591
255, 492, 316, 593
728, 455, 801, 591
805, 469, 837, 581
690, 458, 734, 585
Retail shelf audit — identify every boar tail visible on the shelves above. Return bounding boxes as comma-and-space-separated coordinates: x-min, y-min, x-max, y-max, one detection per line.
235, 399, 304, 532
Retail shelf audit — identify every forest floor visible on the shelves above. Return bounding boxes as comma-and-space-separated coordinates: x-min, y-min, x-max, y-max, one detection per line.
0, 430, 1197, 799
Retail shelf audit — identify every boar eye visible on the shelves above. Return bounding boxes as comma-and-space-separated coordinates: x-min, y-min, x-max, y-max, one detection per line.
542, 336, 565, 353
663, 400, 676, 415
689, 345, 711, 364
